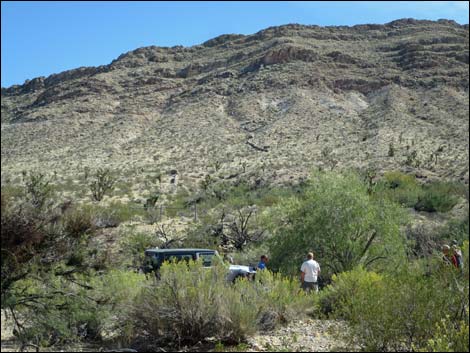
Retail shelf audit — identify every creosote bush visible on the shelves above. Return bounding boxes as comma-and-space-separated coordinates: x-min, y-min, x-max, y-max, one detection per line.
129, 261, 313, 347
320, 243, 469, 351
61, 206, 95, 239
415, 181, 461, 212
374, 172, 465, 213
374, 171, 422, 207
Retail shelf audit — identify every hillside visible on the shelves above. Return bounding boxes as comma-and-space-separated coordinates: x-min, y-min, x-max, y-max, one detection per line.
1, 19, 469, 198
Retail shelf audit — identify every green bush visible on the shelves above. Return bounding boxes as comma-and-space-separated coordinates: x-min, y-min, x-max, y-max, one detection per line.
317, 267, 383, 316
440, 216, 469, 245
129, 261, 312, 347
119, 230, 158, 267
374, 171, 423, 208
267, 171, 408, 280
22, 171, 54, 210
10, 274, 104, 346
9, 269, 145, 347
84, 201, 144, 228
415, 181, 461, 213
1, 188, 91, 302
324, 245, 469, 351
419, 311, 469, 352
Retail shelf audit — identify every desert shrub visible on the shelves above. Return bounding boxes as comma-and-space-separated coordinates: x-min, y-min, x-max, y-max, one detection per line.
250, 270, 314, 328
10, 269, 145, 348
418, 311, 469, 352
183, 206, 266, 252
317, 267, 383, 316
267, 171, 408, 281
9, 273, 102, 346
1, 198, 47, 298
130, 261, 243, 345
415, 181, 461, 213
374, 171, 423, 207
86, 201, 143, 228
119, 229, 158, 267
405, 215, 469, 259
183, 220, 222, 249
325, 245, 469, 351
61, 206, 95, 238
128, 261, 312, 348
89, 270, 146, 343
440, 215, 469, 245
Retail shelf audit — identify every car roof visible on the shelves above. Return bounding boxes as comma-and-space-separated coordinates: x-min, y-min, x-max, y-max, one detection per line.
145, 248, 216, 254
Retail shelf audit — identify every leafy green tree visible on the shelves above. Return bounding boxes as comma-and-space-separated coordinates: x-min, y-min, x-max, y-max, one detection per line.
267, 172, 408, 280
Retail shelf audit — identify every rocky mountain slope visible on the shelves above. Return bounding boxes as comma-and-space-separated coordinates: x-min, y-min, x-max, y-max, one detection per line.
1, 19, 469, 195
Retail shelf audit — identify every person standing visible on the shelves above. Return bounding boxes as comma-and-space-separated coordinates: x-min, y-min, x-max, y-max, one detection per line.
442, 244, 459, 269
257, 255, 268, 270
300, 252, 321, 293
451, 240, 464, 270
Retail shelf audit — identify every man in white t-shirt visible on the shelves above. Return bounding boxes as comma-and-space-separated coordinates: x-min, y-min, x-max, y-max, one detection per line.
300, 252, 321, 293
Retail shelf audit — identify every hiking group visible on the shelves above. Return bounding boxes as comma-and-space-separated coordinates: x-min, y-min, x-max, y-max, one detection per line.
255, 241, 465, 293
442, 240, 464, 270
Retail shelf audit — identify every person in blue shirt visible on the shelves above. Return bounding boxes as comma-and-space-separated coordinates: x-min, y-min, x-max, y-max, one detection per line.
257, 255, 268, 270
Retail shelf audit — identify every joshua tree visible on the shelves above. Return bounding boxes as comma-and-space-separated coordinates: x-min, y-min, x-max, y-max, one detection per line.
89, 168, 116, 202
22, 171, 53, 210
321, 146, 338, 170
241, 160, 248, 173
404, 150, 420, 168
363, 168, 377, 195
388, 142, 395, 157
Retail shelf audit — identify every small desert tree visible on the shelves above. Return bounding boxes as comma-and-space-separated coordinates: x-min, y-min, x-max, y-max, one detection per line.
220, 207, 265, 251
89, 168, 116, 202
267, 171, 408, 280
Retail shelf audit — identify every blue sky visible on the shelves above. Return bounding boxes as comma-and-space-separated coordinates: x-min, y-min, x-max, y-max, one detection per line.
2, 1, 469, 87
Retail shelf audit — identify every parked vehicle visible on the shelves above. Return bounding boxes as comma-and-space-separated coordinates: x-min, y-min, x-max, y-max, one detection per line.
142, 248, 256, 282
